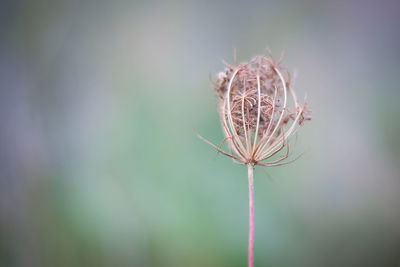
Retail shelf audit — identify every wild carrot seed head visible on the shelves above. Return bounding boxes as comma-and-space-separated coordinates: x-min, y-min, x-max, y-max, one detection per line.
208, 55, 311, 166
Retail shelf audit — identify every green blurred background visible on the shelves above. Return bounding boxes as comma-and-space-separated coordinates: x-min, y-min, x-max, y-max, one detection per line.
1, 0, 400, 266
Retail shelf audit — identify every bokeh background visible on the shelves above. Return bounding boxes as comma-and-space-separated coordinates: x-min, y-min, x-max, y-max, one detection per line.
1, 0, 400, 266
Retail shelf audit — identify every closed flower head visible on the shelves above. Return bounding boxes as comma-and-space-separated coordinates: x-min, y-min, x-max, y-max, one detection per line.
201, 54, 311, 166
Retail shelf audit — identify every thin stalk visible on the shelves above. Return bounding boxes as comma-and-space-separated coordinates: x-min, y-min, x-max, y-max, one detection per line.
248, 164, 255, 267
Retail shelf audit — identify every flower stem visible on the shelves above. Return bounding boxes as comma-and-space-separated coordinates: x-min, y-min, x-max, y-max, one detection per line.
248, 164, 255, 267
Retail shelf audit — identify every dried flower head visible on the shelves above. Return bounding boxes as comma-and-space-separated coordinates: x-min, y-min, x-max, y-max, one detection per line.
201, 55, 311, 166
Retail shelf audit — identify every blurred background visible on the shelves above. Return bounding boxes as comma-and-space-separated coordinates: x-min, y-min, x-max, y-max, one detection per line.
1, 0, 400, 266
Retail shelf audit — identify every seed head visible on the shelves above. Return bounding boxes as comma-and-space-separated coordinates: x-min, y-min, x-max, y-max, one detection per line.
201, 55, 311, 166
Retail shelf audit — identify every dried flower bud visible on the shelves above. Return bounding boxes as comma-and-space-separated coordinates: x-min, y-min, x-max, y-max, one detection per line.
201, 55, 311, 167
